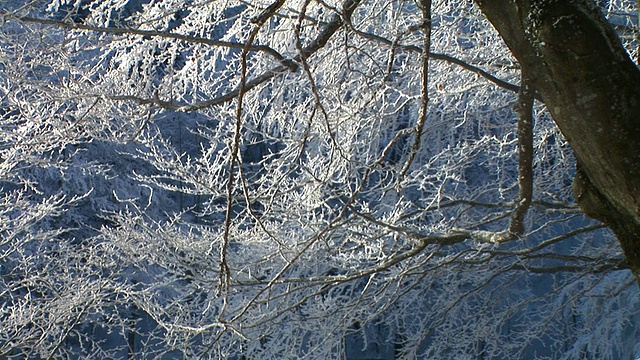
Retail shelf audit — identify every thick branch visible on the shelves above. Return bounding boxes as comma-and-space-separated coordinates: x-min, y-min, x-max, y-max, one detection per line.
476, 0, 640, 282
508, 73, 534, 236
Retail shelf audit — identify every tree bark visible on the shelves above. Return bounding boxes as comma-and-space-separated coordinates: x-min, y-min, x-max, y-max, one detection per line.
475, 0, 640, 282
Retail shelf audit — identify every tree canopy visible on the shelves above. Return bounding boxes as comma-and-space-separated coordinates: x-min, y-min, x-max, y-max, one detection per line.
0, 0, 639, 358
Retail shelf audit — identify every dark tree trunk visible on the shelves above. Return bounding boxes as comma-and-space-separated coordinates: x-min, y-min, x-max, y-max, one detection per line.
475, 0, 640, 282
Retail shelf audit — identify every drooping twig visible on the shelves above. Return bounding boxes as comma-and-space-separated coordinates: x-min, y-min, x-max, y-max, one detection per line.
294, 0, 341, 165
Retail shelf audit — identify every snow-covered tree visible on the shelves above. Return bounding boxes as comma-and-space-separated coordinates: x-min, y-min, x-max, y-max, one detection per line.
1, 0, 639, 358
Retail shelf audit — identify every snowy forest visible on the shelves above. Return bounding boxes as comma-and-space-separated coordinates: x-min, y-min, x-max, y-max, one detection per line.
1, 0, 639, 358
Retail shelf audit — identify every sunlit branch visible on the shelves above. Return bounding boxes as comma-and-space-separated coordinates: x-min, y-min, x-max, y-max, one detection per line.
398, 199, 577, 223
513, 224, 607, 255
250, 0, 286, 25
349, 207, 470, 246
444, 71, 535, 244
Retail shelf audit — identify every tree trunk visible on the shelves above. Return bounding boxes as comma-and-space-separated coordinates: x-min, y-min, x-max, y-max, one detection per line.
475, 0, 640, 282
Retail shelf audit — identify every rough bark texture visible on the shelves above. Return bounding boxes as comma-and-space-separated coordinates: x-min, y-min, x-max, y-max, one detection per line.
475, 0, 640, 281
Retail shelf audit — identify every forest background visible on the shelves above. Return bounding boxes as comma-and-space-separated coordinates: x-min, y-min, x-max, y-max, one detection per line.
1, 0, 639, 359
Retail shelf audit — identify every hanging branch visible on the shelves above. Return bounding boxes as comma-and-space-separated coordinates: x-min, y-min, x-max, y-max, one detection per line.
398, 0, 432, 183
449, 71, 534, 244
508, 72, 534, 237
